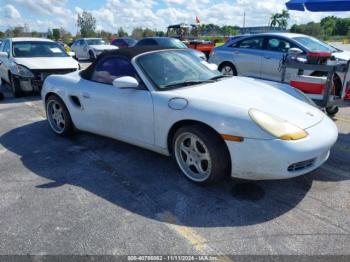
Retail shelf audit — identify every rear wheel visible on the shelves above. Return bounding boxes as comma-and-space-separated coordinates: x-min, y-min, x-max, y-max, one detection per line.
172, 125, 230, 185
219, 62, 237, 76
46, 95, 74, 136
9, 73, 23, 98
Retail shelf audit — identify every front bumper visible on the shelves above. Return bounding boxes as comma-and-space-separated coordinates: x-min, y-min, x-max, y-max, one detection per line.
13, 68, 77, 92
226, 116, 338, 180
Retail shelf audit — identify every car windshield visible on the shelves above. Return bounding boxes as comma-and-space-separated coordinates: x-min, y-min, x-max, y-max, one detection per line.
137, 50, 222, 90
293, 36, 338, 52
157, 38, 187, 49
86, 39, 106, 45
12, 41, 68, 58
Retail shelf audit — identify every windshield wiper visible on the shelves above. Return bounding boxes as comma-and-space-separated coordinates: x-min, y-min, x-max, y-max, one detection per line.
209, 75, 232, 81
164, 79, 214, 88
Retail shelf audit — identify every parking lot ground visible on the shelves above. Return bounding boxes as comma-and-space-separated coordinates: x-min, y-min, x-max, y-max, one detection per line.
0, 82, 350, 256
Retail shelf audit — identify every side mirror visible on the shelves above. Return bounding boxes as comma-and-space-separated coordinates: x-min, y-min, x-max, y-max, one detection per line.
68, 51, 75, 57
112, 76, 139, 89
288, 48, 303, 55
0, 52, 9, 58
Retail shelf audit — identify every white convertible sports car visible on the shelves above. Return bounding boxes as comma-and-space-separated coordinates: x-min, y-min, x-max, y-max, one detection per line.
42, 47, 338, 184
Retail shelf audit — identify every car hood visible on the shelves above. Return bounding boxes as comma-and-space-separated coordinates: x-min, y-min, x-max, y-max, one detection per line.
172, 77, 324, 130
333, 50, 350, 61
90, 45, 118, 51
13, 57, 79, 70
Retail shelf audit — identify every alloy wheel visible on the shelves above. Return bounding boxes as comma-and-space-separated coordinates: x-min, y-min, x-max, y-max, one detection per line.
174, 132, 212, 182
47, 100, 66, 134
221, 65, 234, 76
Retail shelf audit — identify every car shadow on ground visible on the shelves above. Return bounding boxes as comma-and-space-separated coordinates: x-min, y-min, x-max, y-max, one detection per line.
0, 120, 348, 228
0, 83, 41, 104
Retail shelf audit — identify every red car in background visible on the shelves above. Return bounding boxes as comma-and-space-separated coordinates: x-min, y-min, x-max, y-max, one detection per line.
167, 24, 215, 58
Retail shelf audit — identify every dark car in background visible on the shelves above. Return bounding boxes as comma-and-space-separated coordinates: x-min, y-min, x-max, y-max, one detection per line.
111, 37, 137, 48
135, 37, 207, 60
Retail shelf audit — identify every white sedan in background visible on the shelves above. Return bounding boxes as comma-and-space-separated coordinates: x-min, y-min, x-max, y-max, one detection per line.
0, 37, 79, 97
42, 47, 338, 185
71, 38, 118, 61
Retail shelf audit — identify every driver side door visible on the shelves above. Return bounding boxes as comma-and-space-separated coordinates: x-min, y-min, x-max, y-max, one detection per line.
72, 56, 155, 146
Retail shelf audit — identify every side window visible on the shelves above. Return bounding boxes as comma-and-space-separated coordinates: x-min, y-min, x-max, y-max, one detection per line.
3, 41, 10, 54
236, 37, 263, 49
91, 57, 138, 85
0, 41, 4, 52
266, 38, 294, 53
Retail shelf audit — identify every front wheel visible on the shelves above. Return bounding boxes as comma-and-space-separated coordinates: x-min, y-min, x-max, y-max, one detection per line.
172, 125, 230, 185
9, 74, 23, 98
46, 95, 74, 136
219, 63, 237, 76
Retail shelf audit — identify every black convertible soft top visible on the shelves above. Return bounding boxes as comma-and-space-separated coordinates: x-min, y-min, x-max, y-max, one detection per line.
81, 46, 169, 79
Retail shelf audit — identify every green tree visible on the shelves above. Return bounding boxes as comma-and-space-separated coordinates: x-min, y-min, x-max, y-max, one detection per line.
12, 26, 25, 37
156, 31, 165, 37
77, 11, 96, 37
270, 9, 290, 30
117, 27, 128, 37
132, 27, 144, 39
143, 28, 156, 37
320, 16, 337, 36
221, 25, 239, 36
0, 31, 4, 39
31, 31, 39, 37
60, 28, 72, 44
52, 28, 60, 41
47, 29, 53, 39
334, 18, 350, 35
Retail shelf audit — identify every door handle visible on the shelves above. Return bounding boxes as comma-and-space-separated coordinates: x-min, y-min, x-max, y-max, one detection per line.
264, 56, 271, 60
82, 92, 90, 99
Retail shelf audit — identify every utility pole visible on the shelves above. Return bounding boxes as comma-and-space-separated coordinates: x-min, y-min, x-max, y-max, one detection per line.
243, 12, 246, 28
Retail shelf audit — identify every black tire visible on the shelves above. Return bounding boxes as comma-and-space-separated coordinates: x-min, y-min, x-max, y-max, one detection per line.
172, 124, 230, 185
46, 95, 74, 136
326, 105, 339, 117
9, 73, 23, 98
89, 50, 96, 61
219, 62, 237, 76
0, 92, 4, 101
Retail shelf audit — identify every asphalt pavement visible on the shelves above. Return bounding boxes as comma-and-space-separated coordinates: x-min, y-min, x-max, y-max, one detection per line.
0, 77, 349, 257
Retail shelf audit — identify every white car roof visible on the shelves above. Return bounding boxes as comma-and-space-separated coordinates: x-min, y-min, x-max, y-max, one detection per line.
11, 37, 54, 42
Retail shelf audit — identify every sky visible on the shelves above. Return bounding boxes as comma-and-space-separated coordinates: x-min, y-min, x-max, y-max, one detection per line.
0, 0, 349, 34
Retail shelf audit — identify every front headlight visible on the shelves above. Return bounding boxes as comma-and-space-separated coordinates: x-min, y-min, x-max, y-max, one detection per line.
10, 63, 34, 78
249, 108, 308, 141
